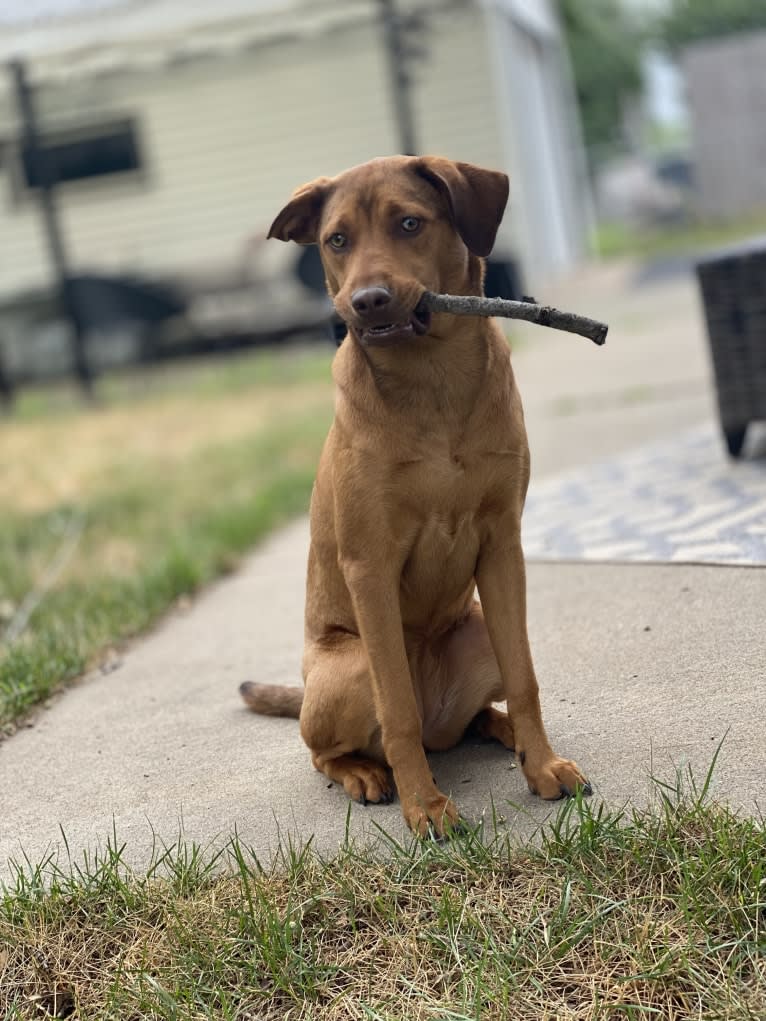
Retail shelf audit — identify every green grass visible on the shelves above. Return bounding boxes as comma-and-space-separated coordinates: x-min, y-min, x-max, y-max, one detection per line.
9, 345, 334, 422
1, 769, 763, 1019
0, 348, 334, 730
2, 348, 764, 1019
594, 210, 766, 261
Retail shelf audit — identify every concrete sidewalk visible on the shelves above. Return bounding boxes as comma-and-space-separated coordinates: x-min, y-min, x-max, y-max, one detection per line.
2, 262, 764, 878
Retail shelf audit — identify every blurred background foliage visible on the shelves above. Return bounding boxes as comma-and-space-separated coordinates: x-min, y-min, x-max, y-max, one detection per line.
658, 0, 766, 51
560, 0, 766, 157
559, 0, 645, 157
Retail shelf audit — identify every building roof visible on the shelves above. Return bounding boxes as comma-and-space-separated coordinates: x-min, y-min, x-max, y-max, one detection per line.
0, 0, 377, 81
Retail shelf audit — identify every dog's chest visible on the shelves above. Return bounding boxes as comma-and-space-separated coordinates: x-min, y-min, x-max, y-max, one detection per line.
409, 509, 479, 571
397, 438, 499, 521
400, 508, 479, 623
397, 450, 485, 611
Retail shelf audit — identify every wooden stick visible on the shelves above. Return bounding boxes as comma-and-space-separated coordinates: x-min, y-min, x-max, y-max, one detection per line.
423, 292, 608, 346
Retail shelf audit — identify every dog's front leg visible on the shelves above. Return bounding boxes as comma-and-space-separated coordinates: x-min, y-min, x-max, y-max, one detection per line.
341, 559, 460, 836
476, 536, 590, 800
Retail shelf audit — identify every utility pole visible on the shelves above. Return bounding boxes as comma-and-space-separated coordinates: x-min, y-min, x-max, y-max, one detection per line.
378, 0, 427, 157
0, 347, 13, 408
9, 59, 93, 395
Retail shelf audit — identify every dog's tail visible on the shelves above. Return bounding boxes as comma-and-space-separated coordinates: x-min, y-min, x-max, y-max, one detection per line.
239, 681, 303, 719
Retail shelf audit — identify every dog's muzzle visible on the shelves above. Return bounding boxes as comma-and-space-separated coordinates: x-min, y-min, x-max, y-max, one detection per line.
347, 287, 432, 346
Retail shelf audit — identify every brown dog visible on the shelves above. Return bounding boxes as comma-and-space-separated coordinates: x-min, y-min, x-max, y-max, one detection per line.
241, 155, 590, 835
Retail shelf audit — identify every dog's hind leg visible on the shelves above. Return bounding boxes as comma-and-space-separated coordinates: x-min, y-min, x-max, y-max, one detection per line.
311, 751, 394, 805
470, 706, 515, 750
301, 638, 395, 805
420, 601, 507, 752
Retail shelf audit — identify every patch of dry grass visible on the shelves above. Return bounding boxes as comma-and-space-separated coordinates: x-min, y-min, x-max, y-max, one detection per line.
1, 775, 764, 1020
1, 356, 332, 516
0, 347, 334, 727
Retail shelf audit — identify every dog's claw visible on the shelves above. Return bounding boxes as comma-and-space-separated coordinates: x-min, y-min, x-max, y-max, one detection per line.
543, 788, 566, 802
544, 781, 593, 801
427, 818, 470, 843
450, 817, 474, 838
523, 755, 589, 802
356, 787, 395, 806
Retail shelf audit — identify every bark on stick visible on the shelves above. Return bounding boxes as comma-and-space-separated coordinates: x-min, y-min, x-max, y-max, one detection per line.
424, 292, 608, 346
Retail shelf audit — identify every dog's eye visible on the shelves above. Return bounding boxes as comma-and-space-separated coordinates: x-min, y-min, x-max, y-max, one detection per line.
328, 233, 347, 250
401, 216, 420, 233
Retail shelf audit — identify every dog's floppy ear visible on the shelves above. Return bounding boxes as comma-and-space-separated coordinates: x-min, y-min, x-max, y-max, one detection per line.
267, 177, 332, 244
414, 157, 509, 258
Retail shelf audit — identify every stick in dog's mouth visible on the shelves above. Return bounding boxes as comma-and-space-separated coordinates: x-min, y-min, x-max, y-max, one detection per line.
336, 293, 608, 347
422, 292, 608, 346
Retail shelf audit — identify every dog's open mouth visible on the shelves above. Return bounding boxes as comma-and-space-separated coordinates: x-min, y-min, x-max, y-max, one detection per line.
361, 297, 432, 346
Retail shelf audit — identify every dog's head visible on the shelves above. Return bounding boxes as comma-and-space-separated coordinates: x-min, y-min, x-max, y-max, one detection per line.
268, 156, 508, 347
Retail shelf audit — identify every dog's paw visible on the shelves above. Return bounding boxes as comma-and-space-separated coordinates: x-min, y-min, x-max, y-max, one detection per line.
522, 754, 592, 801
402, 791, 461, 838
341, 761, 394, 806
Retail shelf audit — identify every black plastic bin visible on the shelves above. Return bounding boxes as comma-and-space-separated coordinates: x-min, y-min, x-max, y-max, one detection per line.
695, 238, 766, 457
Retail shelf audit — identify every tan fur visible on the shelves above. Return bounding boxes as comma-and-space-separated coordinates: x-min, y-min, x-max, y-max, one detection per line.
242, 156, 589, 835
239, 682, 303, 718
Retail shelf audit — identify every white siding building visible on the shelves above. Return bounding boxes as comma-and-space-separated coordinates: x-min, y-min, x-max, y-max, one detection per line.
0, 0, 591, 302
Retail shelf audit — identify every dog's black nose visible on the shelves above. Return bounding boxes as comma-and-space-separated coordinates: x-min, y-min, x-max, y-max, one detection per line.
351, 286, 392, 316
